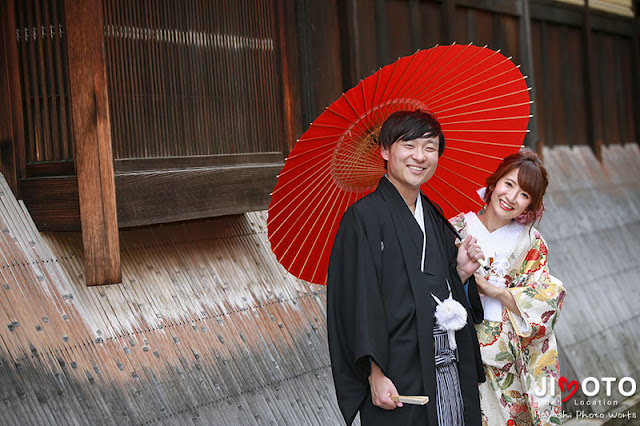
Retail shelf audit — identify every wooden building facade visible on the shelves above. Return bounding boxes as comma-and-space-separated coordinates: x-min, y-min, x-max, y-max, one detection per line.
0, 0, 638, 285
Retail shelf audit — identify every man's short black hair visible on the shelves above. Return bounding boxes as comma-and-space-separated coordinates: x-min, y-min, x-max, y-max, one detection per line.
378, 109, 445, 157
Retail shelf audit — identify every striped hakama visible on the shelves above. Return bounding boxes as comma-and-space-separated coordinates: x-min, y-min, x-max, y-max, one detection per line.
433, 323, 464, 426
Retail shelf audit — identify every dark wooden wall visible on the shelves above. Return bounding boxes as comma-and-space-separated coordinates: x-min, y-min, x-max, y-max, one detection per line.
1, 0, 639, 233
297, 0, 638, 154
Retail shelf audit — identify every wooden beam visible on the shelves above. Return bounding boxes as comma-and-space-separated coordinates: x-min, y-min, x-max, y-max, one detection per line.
20, 163, 282, 231
63, 0, 121, 285
115, 164, 281, 228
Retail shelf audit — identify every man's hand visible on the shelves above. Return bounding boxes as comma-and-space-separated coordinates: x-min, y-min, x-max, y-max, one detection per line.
456, 235, 485, 282
368, 361, 403, 410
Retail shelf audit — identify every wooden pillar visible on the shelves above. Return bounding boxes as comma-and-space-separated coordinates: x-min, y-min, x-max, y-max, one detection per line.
63, 0, 121, 285
583, 0, 601, 161
520, 0, 540, 155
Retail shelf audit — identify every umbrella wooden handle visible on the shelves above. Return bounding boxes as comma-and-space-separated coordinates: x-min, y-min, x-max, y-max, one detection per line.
391, 395, 429, 405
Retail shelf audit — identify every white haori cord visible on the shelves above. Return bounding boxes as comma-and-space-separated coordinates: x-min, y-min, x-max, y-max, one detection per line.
431, 282, 468, 351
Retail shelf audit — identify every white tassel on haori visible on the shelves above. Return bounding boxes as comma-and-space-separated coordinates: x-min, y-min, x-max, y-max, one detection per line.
431, 291, 468, 351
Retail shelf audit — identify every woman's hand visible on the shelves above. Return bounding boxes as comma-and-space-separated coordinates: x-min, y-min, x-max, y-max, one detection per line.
369, 361, 403, 410
474, 273, 522, 317
474, 273, 504, 299
456, 235, 485, 282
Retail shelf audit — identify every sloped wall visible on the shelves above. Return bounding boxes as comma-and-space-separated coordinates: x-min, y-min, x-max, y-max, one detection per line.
0, 178, 338, 425
0, 143, 638, 425
541, 143, 640, 417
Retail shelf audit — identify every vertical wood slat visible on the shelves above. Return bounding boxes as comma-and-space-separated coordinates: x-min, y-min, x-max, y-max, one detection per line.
16, 3, 36, 163
33, 0, 53, 161
52, 0, 72, 161
39, 0, 59, 160
0, 0, 26, 194
63, 0, 121, 286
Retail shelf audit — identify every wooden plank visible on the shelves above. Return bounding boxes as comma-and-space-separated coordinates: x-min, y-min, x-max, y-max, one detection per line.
561, 26, 574, 146
548, 23, 568, 145
0, 0, 26, 196
583, 1, 601, 159
442, 0, 457, 44
374, 0, 388, 66
115, 163, 282, 228
63, 0, 121, 285
520, 0, 539, 151
418, 1, 442, 50
386, 0, 411, 60
567, 26, 588, 145
20, 175, 80, 230
308, 0, 342, 113
626, 29, 638, 143
351, 0, 377, 79
20, 163, 283, 231
25, 161, 75, 177
473, 8, 494, 47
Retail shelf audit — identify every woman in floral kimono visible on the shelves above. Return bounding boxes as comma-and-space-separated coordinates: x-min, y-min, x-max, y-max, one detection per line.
450, 150, 566, 425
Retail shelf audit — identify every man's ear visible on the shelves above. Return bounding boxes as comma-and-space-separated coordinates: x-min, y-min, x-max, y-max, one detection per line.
380, 146, 389, 161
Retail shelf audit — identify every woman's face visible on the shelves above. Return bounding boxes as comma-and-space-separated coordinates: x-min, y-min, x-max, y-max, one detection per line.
487, 168, 532, 222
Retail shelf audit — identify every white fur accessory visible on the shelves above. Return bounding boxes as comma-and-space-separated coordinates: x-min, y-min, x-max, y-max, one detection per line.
431, 292, 468, 350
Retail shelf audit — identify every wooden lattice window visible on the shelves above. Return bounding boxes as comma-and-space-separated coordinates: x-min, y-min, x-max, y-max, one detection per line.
14, 0, 73, 165
102, 0, 284, 159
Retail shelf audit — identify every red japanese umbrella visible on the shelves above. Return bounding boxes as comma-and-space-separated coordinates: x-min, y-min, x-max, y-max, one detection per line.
267, 43, 531, 285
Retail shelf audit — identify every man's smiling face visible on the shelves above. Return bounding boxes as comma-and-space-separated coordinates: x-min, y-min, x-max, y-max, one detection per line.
380, 135, 440, 194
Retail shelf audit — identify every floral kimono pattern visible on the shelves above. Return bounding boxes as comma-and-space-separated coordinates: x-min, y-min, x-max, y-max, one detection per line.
451, 214, 567, 425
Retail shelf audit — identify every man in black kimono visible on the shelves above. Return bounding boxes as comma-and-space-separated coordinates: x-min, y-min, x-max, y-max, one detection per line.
327, 110, 486, 425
